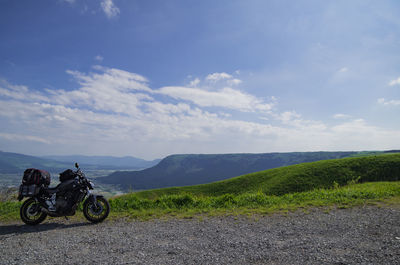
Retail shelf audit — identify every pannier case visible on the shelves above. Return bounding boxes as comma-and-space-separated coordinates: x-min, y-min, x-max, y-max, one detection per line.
19, 184, 41, 196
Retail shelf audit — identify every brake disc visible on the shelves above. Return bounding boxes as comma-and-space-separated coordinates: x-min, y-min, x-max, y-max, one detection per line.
89, 202, 104, 215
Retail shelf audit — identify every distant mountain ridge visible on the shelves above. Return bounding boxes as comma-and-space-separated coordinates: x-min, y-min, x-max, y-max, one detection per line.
0, 151, 159, 174
0, 151, 70, 173
127, 153, 400, 199
41, 155, 160, 170
99, 151, 372, 191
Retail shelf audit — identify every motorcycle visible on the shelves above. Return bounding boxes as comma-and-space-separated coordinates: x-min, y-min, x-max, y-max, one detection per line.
18, 163, 110, 225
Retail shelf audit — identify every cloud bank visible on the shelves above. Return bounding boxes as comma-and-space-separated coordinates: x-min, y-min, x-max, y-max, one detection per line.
378, 98, 400, 106
0, 67, 399, 159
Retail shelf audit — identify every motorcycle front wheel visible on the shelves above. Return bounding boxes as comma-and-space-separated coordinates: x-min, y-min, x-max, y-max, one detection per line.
20, 198, 47, 225
83, 196, 110, 223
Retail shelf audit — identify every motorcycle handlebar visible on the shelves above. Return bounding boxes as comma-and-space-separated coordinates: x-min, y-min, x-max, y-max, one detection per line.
73, 164, 93, 188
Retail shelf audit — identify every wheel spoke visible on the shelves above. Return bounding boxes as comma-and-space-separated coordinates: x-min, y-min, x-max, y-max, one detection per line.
88, 200, 107, 219
21, 198, 47, 225
83, 197, 110, 223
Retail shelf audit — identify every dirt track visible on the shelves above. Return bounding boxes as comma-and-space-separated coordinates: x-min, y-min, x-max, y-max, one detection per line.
1, 206, 399, 264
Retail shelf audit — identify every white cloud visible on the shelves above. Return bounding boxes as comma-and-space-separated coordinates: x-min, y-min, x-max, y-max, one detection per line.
190, 72, 242, 88
94, 55, 104, 62
1, 67, 399, 159
205, 73, 242, 86
277, 111, 301, 123
389, 77, 400, 86
206, 72, 233, 82
228, 78, 242, 86
101, 0, 120, 19
338, 67, 348, 73
378, 98, 400, 106
0, 79, 48, 102
157, 86, 274, 112
0, 133, 50, 144
63, 67, 152, 115
189, 78, 200, 87
273, 111, 327, 130
333, 113, 351, 119
158, 73, 271, 112
330, 119, 400, 150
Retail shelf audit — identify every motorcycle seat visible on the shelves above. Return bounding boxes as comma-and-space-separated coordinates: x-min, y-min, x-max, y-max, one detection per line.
44, 187, 58, 194
43, 179, 76, 195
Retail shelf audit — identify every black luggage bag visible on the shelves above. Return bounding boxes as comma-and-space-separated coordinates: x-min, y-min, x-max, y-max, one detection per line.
19, 168, 51, 198
59, 169, 76, 182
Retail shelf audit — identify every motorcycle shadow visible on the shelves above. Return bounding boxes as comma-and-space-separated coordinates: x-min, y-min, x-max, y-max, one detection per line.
0, 220, 93, 236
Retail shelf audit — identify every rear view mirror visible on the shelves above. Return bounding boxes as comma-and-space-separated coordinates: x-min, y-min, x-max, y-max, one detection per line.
75, 162, 79, 169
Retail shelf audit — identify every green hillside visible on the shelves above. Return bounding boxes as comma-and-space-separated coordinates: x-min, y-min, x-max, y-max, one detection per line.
131, 153, 400, 199
2, 154, 400, 221
100, 151, 362, 190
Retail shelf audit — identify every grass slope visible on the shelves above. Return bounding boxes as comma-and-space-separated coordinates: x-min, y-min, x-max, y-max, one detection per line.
1, 182, 399, 222
108, 182, 400, 217
132, 154, 400, 199
1, 154, 399, 221
100, 151, 360, 190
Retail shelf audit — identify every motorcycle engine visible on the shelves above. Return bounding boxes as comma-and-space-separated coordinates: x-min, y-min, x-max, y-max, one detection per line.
56, 191, 75, 213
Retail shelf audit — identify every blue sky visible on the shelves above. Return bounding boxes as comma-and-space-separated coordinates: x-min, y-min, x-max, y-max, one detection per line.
0, 0, 399, 159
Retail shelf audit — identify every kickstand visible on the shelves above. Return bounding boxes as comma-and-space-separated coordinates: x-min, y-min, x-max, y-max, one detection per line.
64, 216, 69, 220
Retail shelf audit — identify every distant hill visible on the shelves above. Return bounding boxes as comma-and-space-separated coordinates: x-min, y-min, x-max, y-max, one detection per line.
99, 151, 368, 191
0, 151, 160, 175
41, 155, 160, 170
131, 153, 400, 199
0, 151, 70, 174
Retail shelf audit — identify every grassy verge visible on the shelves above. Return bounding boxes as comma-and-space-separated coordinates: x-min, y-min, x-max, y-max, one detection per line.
108, 181, 400, 220
2, 181, 399, 222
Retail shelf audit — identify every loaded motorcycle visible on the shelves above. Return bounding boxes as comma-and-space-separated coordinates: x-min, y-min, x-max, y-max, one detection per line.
18, 163, 110, 225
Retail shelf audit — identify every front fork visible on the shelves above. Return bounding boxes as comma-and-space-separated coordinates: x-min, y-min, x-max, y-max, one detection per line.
86, 193, 106, 214
88, 192, 98, 204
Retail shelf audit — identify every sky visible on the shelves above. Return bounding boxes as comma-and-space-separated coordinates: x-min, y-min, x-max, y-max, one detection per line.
0, 0, 399, 160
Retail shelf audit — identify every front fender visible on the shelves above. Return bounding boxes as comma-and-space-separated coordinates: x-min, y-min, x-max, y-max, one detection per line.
87, 194, 105, 204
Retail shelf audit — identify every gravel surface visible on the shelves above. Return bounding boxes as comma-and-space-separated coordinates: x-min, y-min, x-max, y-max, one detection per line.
1, 206, 399, 264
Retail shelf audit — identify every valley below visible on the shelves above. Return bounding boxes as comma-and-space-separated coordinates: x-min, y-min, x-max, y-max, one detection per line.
1, 205, 399, 265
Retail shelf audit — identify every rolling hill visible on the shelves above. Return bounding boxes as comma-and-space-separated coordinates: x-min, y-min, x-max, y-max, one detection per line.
2, 154, 400, 221
128, 153, 400, 199
0, 151, 70, 173
99, 151, 365, 190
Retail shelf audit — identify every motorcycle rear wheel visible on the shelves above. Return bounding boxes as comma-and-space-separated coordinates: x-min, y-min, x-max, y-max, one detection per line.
20, 198, 47, 225
83, 196, 110, 223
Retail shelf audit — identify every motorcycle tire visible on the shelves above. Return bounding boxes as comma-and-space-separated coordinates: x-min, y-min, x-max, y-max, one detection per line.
83, 196, 110, 223
20, 198, 47, 225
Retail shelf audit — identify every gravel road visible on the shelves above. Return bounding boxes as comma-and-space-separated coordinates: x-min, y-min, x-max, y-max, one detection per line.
1, 206, 399, 265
